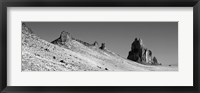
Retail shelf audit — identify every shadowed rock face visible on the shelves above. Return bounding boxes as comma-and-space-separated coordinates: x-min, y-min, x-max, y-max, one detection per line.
127, 38, 161, 65
128, 38, 143, 62
100, 43, 105, 50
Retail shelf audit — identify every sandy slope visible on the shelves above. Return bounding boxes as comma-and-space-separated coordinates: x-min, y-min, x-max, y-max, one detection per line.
21, 25, 178, 71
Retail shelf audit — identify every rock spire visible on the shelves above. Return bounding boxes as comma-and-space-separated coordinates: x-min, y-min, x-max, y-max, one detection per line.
127, 38, 161, 65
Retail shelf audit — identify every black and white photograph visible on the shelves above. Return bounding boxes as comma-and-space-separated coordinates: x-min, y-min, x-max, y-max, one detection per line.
22, 22, 178, 71
1, 0, 200, 92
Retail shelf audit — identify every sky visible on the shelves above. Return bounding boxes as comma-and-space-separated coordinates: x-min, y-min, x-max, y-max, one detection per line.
24, 22, 178, 66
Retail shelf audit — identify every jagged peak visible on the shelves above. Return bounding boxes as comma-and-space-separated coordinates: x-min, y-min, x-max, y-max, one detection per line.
51, 31, 109, 50
133, 38, 143, 46
60, 31, 71, 38
60, 31, 71, 36
93, 41, 99, 47
128, 37, 161, 65
59, 31, 72, 42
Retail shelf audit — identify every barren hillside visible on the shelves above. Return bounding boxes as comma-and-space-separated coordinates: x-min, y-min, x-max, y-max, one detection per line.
22, 23, 178, 71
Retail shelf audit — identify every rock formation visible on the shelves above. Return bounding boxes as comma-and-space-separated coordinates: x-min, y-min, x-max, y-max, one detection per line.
51, 31, 104, 50
100, 43, 106, 50
22, 23, 177, 71
127, 38, 161, 65
93, 41, 99, 47
152, 56, 159, 65
51, 31, 72, 45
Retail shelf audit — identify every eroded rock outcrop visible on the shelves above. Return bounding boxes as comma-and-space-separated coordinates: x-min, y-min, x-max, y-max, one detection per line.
92, 41, 99, 48
127, 38, 161, 65
51, 31, 104, 49
51, 31, 72, 45
22, 24, 178, 71
100, 43, 106, 50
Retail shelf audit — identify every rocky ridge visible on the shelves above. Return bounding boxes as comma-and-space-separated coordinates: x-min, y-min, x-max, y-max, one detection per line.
22, 23, 177, 71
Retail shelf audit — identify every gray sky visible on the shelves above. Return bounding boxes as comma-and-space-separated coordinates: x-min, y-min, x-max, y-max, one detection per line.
24, 22, 178, 66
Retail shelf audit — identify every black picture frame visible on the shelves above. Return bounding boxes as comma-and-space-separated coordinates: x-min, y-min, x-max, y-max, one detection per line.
0, 0, 199, 93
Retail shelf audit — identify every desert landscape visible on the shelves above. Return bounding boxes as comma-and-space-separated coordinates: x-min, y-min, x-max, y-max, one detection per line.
22, 23, 178, 71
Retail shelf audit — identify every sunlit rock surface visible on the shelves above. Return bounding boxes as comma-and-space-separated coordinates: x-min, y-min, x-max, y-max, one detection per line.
22, 24, 177, 71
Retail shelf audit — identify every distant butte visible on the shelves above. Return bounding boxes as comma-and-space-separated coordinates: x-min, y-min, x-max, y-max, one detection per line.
127, 38, 161, 65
